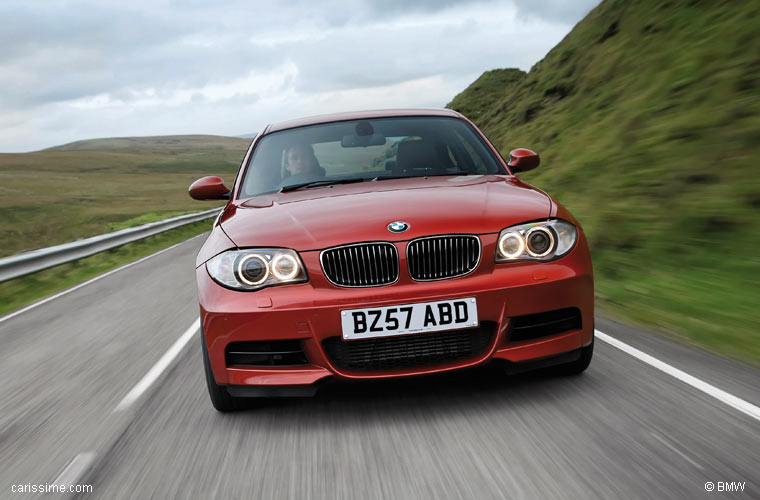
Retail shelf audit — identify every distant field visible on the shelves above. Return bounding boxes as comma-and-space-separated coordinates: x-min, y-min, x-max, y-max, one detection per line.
0, 135, 249, 257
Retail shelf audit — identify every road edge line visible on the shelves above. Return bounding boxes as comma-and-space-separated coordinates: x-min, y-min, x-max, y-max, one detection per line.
52, 451, 97, 488
114, 318, 200, 412
595, 329, 760, 423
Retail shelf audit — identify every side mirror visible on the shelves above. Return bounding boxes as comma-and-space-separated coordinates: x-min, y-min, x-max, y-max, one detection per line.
507, 148, 540, 173
189, 176, 231, 200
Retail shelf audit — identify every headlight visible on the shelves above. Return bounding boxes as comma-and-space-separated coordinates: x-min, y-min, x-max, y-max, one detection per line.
496, 220, 577, 262
206, 248, 308, 291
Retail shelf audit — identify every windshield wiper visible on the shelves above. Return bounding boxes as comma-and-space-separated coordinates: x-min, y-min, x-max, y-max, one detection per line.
280, 172, 476, 192
424, 171, 475, 177
369, 174, 412, 181
371, 171, 474, 182
279, 178, 367, 193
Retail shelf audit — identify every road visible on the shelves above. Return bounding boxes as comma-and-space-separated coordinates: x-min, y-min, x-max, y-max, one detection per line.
1, 234, 758, 499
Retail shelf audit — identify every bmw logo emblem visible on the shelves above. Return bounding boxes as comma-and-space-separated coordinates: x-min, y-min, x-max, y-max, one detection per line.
387, 221, 409, 233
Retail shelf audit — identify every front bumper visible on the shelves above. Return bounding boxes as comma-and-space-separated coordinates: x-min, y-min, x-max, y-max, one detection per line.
197, 234, 593, 388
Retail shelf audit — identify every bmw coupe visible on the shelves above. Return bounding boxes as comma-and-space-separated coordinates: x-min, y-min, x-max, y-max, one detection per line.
190, 109, 594, 411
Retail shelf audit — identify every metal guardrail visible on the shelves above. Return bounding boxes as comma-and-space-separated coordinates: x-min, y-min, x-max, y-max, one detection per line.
0, 207, 222, 282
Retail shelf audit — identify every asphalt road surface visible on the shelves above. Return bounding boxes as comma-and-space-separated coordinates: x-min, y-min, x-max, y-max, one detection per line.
1, 234, 758, 499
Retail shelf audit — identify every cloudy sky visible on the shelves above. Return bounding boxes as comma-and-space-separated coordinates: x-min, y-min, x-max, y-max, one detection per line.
0, 0, 599, 152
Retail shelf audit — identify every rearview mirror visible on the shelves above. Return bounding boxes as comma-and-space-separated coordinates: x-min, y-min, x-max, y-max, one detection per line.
189, 176, 231, 200
341, 133, 387, 148
507, 148, 540, 173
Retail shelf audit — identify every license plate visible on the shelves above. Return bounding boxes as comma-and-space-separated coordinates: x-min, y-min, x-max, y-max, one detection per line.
341, 297, 478, 340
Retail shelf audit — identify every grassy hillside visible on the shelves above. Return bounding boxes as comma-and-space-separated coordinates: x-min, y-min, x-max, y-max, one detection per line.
0, 135, 249, 257
448, 69, 526, 120
448, 0, 760, 364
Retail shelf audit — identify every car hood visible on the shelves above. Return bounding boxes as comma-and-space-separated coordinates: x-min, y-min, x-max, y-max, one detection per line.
220, 175, 551, 251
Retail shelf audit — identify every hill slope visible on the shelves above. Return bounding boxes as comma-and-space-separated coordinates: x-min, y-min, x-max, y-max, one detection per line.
448, 0, 760, 363
45, 134, 248, 152
448, 69, 526, 120
0, 135, 249, 256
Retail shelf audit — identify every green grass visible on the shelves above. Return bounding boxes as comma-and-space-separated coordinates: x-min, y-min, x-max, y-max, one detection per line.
447, 0, 760, 365
0, 219, 213, 317
106, 210, 201, 231
0, 135, 248, 257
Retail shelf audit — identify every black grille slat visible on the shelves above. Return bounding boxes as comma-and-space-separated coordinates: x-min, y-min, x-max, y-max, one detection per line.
356, 247, 364, 286
455, 237, 460, 273
370, 246, 379, 284
329, 252, 339, 284
436, 238, 442, 278
360, 246, 368, 285
359, 246, 368, 286
509, 308, 582, 342
378, 245, 386, 281
350, 247, 358, 285
350, 247, 360, 286
407, 235, 480, 281
459, 237, 465, 274
362, 246, 372, 285
322, 243, 399, 287
344, 248, 353, 285
323, 322, 495, 371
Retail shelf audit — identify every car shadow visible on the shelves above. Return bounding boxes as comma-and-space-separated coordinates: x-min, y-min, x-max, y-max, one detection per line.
227, 362, 598, 425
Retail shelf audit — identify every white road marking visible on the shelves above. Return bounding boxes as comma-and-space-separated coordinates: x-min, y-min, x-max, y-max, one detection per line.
596, 329, 760, 423
114, 318, 200, 412
53, 451, 97, 486
650, 432, 704, 470
0, 233, 206, 325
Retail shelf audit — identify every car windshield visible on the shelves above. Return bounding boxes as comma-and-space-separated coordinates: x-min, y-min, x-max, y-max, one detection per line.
238, 116, 505, 198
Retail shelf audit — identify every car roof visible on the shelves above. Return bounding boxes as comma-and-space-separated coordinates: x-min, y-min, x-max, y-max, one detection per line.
264, 108, 463, 134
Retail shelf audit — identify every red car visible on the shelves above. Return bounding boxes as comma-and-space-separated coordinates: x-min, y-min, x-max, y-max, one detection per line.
190, 109, 594, 411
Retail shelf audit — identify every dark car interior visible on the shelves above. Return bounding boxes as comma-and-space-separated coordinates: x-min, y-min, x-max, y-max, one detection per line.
239, 117, 504, 197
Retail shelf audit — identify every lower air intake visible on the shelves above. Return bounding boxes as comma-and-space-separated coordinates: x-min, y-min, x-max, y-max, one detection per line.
322, 322, 495, 372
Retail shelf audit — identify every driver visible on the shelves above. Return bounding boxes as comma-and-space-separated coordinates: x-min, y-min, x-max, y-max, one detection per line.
283, 143, 324, 182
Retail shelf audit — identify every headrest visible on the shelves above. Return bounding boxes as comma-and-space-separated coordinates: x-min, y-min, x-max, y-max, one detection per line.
395, 139, 437, 174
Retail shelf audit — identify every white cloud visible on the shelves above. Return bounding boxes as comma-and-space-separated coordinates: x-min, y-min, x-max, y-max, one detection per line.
67, 62, 298, 109
0, 0, 600, 151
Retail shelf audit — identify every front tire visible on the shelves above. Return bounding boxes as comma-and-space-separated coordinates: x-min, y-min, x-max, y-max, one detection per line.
201, 326, 240, 412
554, 336, 594, 375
